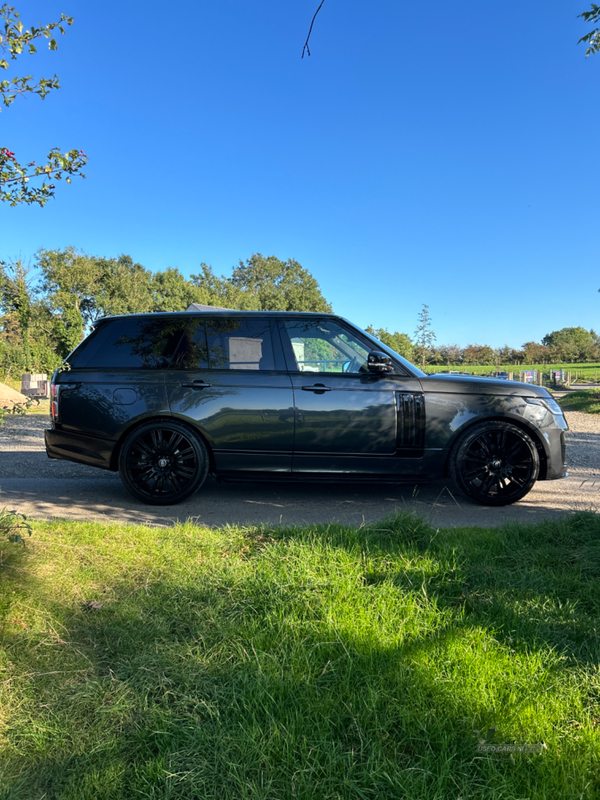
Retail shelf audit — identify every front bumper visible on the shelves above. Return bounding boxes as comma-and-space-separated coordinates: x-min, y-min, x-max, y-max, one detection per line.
543, 428, 567, 480
45, 428, 117, 471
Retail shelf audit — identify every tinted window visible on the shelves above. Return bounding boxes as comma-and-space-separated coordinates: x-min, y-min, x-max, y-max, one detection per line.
81, 318, 188, 369
282, 319, 371, 374
170, 318, 209, 369
66, 322, 111, 368
206, 318, 275, 371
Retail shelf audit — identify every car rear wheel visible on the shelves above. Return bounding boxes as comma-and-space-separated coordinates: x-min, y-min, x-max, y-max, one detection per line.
449, 421, 539, 506
118, 420, 209, 505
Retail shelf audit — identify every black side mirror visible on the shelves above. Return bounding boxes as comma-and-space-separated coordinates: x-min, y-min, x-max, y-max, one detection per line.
367, 351, 394, 373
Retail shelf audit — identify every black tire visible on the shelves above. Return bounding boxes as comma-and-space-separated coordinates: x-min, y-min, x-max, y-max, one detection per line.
449, 421, 539, 506
118, 420, 209, 505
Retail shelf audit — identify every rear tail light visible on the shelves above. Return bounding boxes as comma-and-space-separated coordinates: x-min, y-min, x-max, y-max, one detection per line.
51, 383, 58, 421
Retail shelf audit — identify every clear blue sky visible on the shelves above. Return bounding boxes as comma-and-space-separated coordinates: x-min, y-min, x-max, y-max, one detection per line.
1, 0, 598, 349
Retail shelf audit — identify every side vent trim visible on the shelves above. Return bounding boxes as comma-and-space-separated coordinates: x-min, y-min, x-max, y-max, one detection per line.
396, 393, 425, 449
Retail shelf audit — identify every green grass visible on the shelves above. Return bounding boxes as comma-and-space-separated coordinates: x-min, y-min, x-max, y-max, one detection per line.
2, 512, 600, 799
427, 363, 600, 381
557, 390, 600, 415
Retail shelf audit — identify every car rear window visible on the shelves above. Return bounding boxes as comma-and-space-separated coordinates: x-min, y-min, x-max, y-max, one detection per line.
69, 317, 189, 369
171, 317, 275, 370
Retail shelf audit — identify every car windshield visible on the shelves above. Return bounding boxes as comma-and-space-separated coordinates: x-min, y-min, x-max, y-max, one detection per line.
348, 322, 427, 377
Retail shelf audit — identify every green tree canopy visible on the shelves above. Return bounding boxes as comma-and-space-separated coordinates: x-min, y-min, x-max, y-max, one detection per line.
365, 326, 414, 361
230, 254, 332, 313
542, 326, 599, 362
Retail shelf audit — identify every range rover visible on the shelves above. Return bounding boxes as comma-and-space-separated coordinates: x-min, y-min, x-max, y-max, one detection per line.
45, 311, 568, 506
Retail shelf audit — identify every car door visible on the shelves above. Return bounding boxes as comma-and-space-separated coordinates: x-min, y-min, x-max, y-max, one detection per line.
278, 317, 424, 476
166, 316, 295, 474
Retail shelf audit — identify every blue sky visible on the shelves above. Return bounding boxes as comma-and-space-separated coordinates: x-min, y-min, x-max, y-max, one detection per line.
1, 0, 598, 349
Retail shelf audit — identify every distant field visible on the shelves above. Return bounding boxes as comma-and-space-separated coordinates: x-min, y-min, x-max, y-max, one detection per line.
427, 363, 600, 381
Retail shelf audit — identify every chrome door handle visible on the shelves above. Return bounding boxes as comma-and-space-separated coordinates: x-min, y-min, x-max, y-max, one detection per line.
301, 384, 331, 393
181, 381, 212, 389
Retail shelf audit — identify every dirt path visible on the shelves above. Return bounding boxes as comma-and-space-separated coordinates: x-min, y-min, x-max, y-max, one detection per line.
0, 413, 598, 529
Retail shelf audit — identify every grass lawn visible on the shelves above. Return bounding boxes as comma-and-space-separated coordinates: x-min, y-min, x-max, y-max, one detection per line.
1, 512, 600, 799
557, 390, 600, 416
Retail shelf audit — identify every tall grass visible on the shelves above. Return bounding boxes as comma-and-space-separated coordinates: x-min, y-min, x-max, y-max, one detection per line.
1, 512, 600, 799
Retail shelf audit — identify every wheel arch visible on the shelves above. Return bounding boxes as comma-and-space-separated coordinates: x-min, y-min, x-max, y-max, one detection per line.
109, 416, 217, 474
443, 415, 548, 480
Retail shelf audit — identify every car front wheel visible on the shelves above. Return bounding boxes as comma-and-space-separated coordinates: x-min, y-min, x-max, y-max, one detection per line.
449, 421, 539, 506
118, 420, 209, 505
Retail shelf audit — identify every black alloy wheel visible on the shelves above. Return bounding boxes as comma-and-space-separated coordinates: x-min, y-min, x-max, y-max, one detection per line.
118, 420, 209, 505
449, 421, 540, 506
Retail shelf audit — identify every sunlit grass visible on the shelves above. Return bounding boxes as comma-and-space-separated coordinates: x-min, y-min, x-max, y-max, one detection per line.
557, 389, 600, 416
1, 512, 600, 799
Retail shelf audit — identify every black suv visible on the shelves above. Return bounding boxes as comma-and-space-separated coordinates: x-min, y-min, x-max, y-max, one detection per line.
45, 311, 568, 506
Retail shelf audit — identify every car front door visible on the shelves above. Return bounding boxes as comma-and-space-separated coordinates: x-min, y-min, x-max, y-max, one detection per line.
278, 318, 425, 476
166, 316, 295, 474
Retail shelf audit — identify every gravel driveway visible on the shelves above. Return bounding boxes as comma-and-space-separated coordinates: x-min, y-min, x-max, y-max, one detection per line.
0, 413, 598, 528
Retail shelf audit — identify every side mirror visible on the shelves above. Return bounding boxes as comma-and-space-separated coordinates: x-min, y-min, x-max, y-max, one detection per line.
367, 351, 394, 373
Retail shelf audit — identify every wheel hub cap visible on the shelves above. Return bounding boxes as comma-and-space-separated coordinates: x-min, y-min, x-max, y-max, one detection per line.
157, 457, 169, 469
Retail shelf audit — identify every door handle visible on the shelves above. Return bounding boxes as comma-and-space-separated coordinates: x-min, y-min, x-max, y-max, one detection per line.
181, 381, 212, 389
301, 384, 331, 393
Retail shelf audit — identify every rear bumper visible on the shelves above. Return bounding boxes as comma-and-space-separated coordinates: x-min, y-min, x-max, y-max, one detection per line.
44, 428, 117, 471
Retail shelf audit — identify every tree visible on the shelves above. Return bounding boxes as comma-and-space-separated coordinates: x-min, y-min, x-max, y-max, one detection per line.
36, 247, 100, 355
230, 253, 332, 312
413, 304, 436, 369
0, 4, 86, 206
521, 341, 551, 364
92, 255, 154, 318
0, 258, 33, 368
365, 325, 414, 361
150, 267, 205, 312
189, 263, 260, 310
435, 344, 463, 367
542, 326, 599, 362
462, 344, 495, 366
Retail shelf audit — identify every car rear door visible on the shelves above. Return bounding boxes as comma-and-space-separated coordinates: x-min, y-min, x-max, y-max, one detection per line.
166, 316, 295, 474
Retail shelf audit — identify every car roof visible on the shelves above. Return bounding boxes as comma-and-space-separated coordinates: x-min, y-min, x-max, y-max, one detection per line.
93, 310, 346, 326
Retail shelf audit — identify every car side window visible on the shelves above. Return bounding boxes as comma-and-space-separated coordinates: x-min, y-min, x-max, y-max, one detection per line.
205, 318, 275, 371
79, 318, 188, 369
282, 319, 371, 374
170, 318, 209, 369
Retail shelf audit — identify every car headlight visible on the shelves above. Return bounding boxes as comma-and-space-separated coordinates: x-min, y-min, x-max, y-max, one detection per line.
523, 396, 564, 416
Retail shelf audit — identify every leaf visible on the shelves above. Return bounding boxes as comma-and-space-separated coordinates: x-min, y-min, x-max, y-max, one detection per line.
49, 38, 57, 51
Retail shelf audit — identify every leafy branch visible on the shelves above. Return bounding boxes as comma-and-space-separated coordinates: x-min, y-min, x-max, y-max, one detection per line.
0, 3, 72, 104
1, 146, 87, 206
579, 4, 600, 56
0, 4, 85, 206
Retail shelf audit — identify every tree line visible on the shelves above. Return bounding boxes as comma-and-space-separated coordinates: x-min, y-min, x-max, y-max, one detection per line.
0, 249, 331, 378
0, 247, 598, 379
368, 325, 600, 368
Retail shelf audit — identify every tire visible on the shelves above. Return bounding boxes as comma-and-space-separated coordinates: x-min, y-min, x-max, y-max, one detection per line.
449, 421, 539, 506
118, 420, 209, 505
